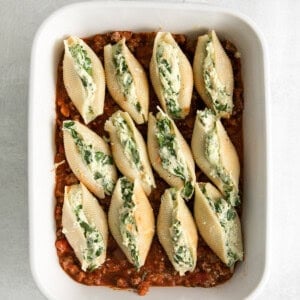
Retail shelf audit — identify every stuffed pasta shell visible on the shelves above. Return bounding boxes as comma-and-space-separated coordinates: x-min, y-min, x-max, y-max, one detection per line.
63, 36, 105, 124
104, 38, 149, 124
191, 109, 240, 206
63, 120, 117, 199
150, 32, 193, 119
194, 182, 243, 267
193, 30, 234, 118
62, 183, 108, 272
104, 110, 155, 195
157, 188, 198, 276
148, 108, 195, 200
108, 177, 155, 268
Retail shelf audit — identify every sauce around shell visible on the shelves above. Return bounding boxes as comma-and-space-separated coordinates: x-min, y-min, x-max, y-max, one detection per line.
55, 31, 244, 295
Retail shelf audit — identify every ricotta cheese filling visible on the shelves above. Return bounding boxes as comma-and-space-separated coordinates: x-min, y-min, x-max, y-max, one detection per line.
112, 42, 144, 117
200, 184, 242, 267
169, 189, 194, 274
118, 177, 140, 268
64, 186, 105, 272
63, 121, 115, 195
203, 38, 233, 115
156, 41, 182, 118
197, 110, 240, 206
68, 41, 96, 119
112, 113, 153, 187
155, 110, 194, 199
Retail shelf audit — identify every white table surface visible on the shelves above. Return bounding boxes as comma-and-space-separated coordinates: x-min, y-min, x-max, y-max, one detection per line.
0, 0, 299, 299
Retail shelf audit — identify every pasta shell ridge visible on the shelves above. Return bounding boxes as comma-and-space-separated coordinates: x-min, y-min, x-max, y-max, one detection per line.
63, 120, 117, 199
150, 32, 193, 119
191, 109, 240, 206
157, 188, 198, 275
63, 36, 105, 124
62, 183, 108, 271
104, 110, 155, 195
104, 38, 149, 124
194, 182, 243, 266
108, 177, 155, 268
193, 30, 234, 118
147, 108, 195, 199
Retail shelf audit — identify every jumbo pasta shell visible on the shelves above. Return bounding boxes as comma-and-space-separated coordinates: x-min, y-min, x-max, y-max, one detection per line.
63, 36, 105, 124
150, 32, 193, 119
147, 109, 195, 199
193, 30, 234, 118
63, 120, 117, 199
104, 38, 149, 124
191, 109, 240, 206
104, 110, 155, 195
62, 183, 108, 271
194, 182, 243, 266
157, 188, 198, 275
108, 177, 155, 268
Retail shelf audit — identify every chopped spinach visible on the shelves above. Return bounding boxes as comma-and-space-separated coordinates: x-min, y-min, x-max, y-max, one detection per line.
63, 121, 75, 128
113, 116, 142, 170
95, 151, 113, 165
93, 171, 102, 180
214, 199, 223, 213
119, 177, 140, 268
226, 208, 236, 221
171, 214, 193, 269
199, 111, 240, 206
156, 43, 182, 119
227, 249, 239, 267
69, 43, 92, 75
200, 183, 241, 267
155, 113, 194, 199
84, 150, 92, 164
182, 181, 194, 199
203, 39, 232, 115
70, 191, 105, 271
68, 41, 96, 101
120, 177, 134, 204
112, 42, 143, 114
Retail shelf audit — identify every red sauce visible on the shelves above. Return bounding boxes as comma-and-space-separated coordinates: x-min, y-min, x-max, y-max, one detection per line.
54, 31, 244, 295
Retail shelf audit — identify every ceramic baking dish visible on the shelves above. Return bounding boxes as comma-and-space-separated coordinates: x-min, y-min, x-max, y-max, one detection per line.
28, 1, 270, 299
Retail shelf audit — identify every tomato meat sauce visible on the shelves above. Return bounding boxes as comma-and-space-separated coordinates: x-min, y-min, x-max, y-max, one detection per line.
54, 31, 244, 295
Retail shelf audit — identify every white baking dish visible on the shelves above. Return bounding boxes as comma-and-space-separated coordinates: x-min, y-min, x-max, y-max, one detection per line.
28, 1, 270, 299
